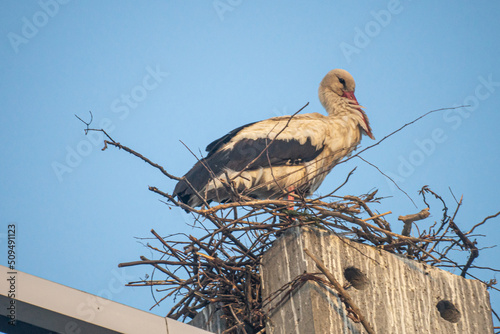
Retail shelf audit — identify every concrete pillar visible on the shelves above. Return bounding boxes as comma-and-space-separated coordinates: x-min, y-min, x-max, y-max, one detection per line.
261, 227, 494, 333
189, 303, 228, 333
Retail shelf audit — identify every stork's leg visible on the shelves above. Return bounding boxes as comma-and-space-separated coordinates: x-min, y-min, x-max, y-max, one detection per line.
284, 186, 296, 223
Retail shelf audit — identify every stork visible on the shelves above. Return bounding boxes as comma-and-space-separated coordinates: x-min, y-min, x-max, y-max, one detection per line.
173, 69, 374, 208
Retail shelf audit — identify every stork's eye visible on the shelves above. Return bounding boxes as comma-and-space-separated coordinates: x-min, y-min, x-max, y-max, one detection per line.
338, 77, 346, 86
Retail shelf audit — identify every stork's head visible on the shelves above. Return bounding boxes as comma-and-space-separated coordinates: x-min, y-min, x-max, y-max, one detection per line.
318, 69, 374, 139
319, 69, 356, 98
319, 69, 358, 110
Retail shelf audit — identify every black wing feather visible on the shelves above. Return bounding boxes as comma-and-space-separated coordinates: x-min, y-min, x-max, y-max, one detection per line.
205, 121, 258, 157
225, 138, 324, 170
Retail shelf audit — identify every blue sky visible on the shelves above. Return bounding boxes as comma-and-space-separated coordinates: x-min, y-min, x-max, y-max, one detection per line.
1, 0, 499, 327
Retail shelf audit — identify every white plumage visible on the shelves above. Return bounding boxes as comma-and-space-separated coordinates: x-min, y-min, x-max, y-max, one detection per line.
174, 69, 374, 207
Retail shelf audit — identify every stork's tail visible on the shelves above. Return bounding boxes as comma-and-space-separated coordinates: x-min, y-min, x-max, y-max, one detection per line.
173, 164, 209, 208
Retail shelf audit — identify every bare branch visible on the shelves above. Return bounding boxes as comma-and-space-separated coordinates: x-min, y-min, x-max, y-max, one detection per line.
468, 210, 500, 234
399, 208, 430, 236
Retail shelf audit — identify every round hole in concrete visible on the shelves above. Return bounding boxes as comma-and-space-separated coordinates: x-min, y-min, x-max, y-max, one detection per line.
436, 300, 461, 323
343, 266, 369, 290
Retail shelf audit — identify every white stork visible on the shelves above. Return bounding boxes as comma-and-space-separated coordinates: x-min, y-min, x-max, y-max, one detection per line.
174, 69, 374, 207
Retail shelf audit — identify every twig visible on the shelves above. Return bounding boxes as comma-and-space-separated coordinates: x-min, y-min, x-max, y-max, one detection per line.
75, 111, 116, 143
398, 208, 430, 236
103, 141, 181, 180
356, 156, 417, 208
343, 106, 470, 163
362, 211, 392, 222
467, 210, 500, 234
303, 248, 376, 334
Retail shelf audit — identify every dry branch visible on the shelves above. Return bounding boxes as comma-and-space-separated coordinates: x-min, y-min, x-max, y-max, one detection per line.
399, 208, 430, 236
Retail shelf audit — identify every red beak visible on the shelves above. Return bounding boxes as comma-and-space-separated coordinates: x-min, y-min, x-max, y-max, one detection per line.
342, 91, 359, 104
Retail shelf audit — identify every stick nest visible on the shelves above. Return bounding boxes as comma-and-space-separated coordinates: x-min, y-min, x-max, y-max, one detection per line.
119, 185, 498, 333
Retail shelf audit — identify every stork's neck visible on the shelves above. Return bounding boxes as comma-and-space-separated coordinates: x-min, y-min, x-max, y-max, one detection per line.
320, 90, 373, 139
319, 90, 353, 116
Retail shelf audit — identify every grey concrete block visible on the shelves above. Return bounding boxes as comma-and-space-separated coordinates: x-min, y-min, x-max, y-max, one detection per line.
189, 303, 226, 333
261, 227, 493, 333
